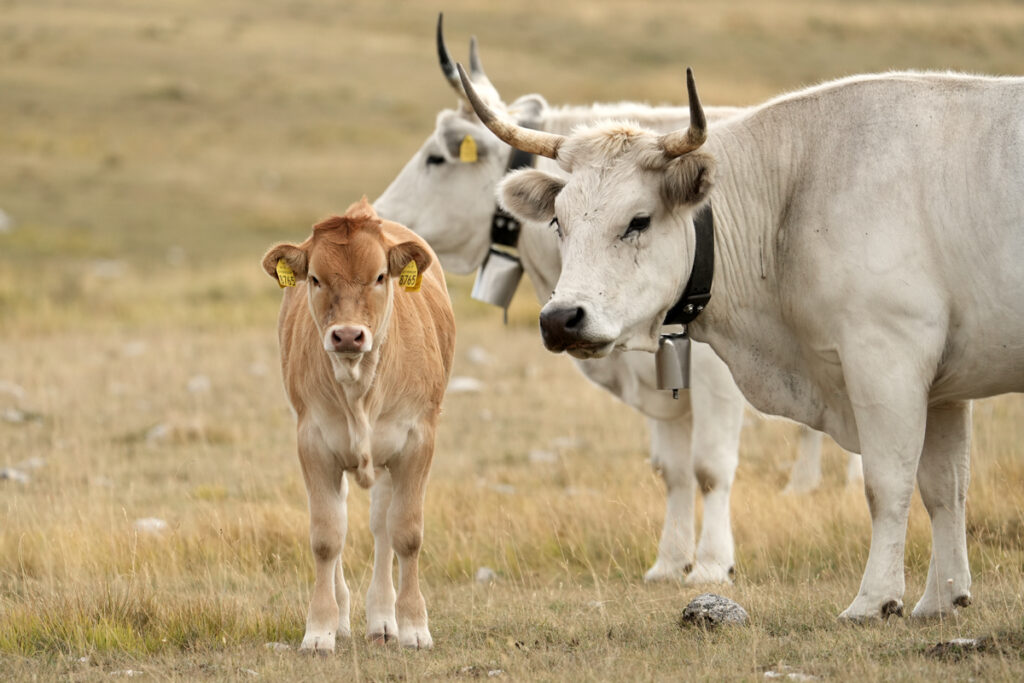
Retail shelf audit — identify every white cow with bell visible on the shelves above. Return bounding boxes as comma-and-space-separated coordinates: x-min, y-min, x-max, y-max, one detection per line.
461, 61, 1024, 620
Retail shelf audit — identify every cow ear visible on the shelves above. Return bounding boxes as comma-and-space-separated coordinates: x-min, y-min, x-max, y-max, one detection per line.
261, 243, 308, 282
388, 240, 432, 278
499, 168, 565, 223
661, 152, 715, 209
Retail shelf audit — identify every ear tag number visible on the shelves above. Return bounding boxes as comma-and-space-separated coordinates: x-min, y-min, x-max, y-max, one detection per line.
459, 135, 478, 163
276, 259, 296, 288
399, 260, 422, 292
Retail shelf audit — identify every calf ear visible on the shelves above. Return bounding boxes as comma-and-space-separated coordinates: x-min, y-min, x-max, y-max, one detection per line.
499, 168, 565, 223
388, 241, 433, 278
261, 244, 308, 282
661, 152, 715, 209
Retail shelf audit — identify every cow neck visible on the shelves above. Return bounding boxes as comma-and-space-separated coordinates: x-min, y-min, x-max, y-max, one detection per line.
488, 140, 538, 252
663, 203, 714, 326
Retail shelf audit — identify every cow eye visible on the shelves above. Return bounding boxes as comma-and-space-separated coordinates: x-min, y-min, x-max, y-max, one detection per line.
549, 217, 562, 238
376, 273, 385, 284
624, 215, 651, 238
309, 275, 320, 287
425, 154, 446, 166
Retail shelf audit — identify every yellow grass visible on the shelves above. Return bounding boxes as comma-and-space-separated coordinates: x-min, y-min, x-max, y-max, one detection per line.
2, 1, 1024, 679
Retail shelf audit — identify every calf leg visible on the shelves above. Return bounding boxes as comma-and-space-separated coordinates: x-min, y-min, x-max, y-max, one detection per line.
782, 426, 825, 495
911, 401, 972, 618
366, 470, 398, 643
387, 446, 434, 649
687, 347, 744, 584
644, 413, 696, 582
297, 432, 348, 653
335, 474, 352, 638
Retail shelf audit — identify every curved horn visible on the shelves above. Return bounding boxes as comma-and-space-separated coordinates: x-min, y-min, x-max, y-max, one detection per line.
468, 35, 486, 79
436, 13, 470, 102
659, 68, 708, 158
456, 63, 564, 159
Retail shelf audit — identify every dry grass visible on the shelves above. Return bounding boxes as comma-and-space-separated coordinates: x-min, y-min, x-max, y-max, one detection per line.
3, 1, 1024, 680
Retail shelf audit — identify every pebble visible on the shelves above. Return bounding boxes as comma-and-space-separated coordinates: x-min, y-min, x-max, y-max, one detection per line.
475, 567, 497, 584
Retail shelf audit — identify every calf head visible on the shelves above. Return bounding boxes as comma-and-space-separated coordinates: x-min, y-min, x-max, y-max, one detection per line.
262, 198, 432, 382
459, 65, 714, 357
373, 14, 545, 274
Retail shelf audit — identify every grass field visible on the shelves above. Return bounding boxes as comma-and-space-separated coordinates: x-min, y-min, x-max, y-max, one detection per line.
3, 1, 1024, 680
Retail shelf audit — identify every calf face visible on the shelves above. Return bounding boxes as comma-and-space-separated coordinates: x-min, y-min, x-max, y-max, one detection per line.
262, 199, 432, 381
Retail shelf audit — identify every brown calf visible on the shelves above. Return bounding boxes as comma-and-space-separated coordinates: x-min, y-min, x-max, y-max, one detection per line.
262, 197, 455, 651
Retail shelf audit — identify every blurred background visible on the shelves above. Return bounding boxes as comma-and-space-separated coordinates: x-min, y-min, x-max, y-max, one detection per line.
3, 1, 1024, 678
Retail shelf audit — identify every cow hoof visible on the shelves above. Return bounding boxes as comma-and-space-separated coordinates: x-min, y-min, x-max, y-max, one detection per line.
399, 627, 433, 650
954, 594, 972, 608
299, 631, 336, 655
643, 560, 690, 583
838, 598, 904, 624
684, 562, 734, 586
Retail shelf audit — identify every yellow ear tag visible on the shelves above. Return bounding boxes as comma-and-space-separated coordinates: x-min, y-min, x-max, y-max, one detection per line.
399, 260, 422, 292
276, 258, 296, 288
459, 134, 478, 163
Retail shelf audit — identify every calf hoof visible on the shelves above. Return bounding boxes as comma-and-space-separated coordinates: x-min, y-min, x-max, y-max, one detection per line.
299, 630, 336, 655
400, 626, 433, 650
684, 562, 735, 586
954, 594, 972, 608
643, 560, 691, 583
367, 624, 397, 646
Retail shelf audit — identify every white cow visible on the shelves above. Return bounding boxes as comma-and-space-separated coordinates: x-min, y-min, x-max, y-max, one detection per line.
461, 64, 1024, 620
374, 18, 855, 585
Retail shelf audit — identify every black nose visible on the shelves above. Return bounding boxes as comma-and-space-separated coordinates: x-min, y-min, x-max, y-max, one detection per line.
539, 305, 586, 351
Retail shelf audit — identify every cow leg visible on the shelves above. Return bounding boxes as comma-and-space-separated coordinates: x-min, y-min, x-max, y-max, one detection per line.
387, 451, 433, 649
643, 413, 696, 582
845, 451, 864, 488
911, 401, 972, 618
782, 426, 825, 495
297, 431, 347, 653
366, 470, 398, 643
335, 473, 352, 639
687, 346, 744, 584
837, 352, 929, 622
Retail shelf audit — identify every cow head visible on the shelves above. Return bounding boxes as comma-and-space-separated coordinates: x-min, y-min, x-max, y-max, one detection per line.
373, 14, 546, 274
458, 65, 714, 358
262, 197, 432, 382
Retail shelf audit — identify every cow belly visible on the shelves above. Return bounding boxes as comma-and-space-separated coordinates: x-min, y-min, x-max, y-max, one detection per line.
310, 408, 421, 470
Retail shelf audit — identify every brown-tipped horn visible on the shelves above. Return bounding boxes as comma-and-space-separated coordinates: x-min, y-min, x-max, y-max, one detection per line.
456, 63, 564, 159
436, 13, 470, 102
660, 67, 708, 158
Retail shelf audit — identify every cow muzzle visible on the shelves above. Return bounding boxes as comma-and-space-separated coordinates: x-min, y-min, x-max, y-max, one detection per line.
325, 325, 373, 354
538, 305, 614, 359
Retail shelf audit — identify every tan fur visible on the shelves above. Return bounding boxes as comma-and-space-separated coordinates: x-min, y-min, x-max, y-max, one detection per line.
263, 196, 454, 651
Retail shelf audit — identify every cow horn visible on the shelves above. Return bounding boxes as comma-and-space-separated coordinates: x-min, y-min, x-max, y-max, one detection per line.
457, 63, 564, 159
660, 68, 708, 158
436, 13, 470, 103
468, 35, 486, 79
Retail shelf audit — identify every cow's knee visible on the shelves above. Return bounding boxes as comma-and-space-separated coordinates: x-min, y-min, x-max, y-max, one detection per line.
391, 524, 423, 558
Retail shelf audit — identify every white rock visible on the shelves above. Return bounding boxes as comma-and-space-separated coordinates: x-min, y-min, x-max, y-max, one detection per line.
0, 468, 30, 484
110, 671, 144, 677
121, 341, 147, 358
186, 375, 212, 394
17, 457, 44, 470
475, 567, 497, 583
92, 259, 127, 280
466, 345, 493, 365
679, 593, 749, 629
447, 376, 485, 394
487, 670, 504, 677
0, 380, 26, 407
0, 208, 13, 233
240, 668, 259, 677
528, 449, 558, 464
133, 517, 168, 534
264, 641, 291, 652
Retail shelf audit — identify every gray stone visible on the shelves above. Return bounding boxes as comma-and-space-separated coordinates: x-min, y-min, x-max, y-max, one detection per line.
678, 593, 749, 629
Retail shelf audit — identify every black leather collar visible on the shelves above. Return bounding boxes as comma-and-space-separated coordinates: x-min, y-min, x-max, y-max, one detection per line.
489, 134, 537, 249
663, 203, 714, 326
